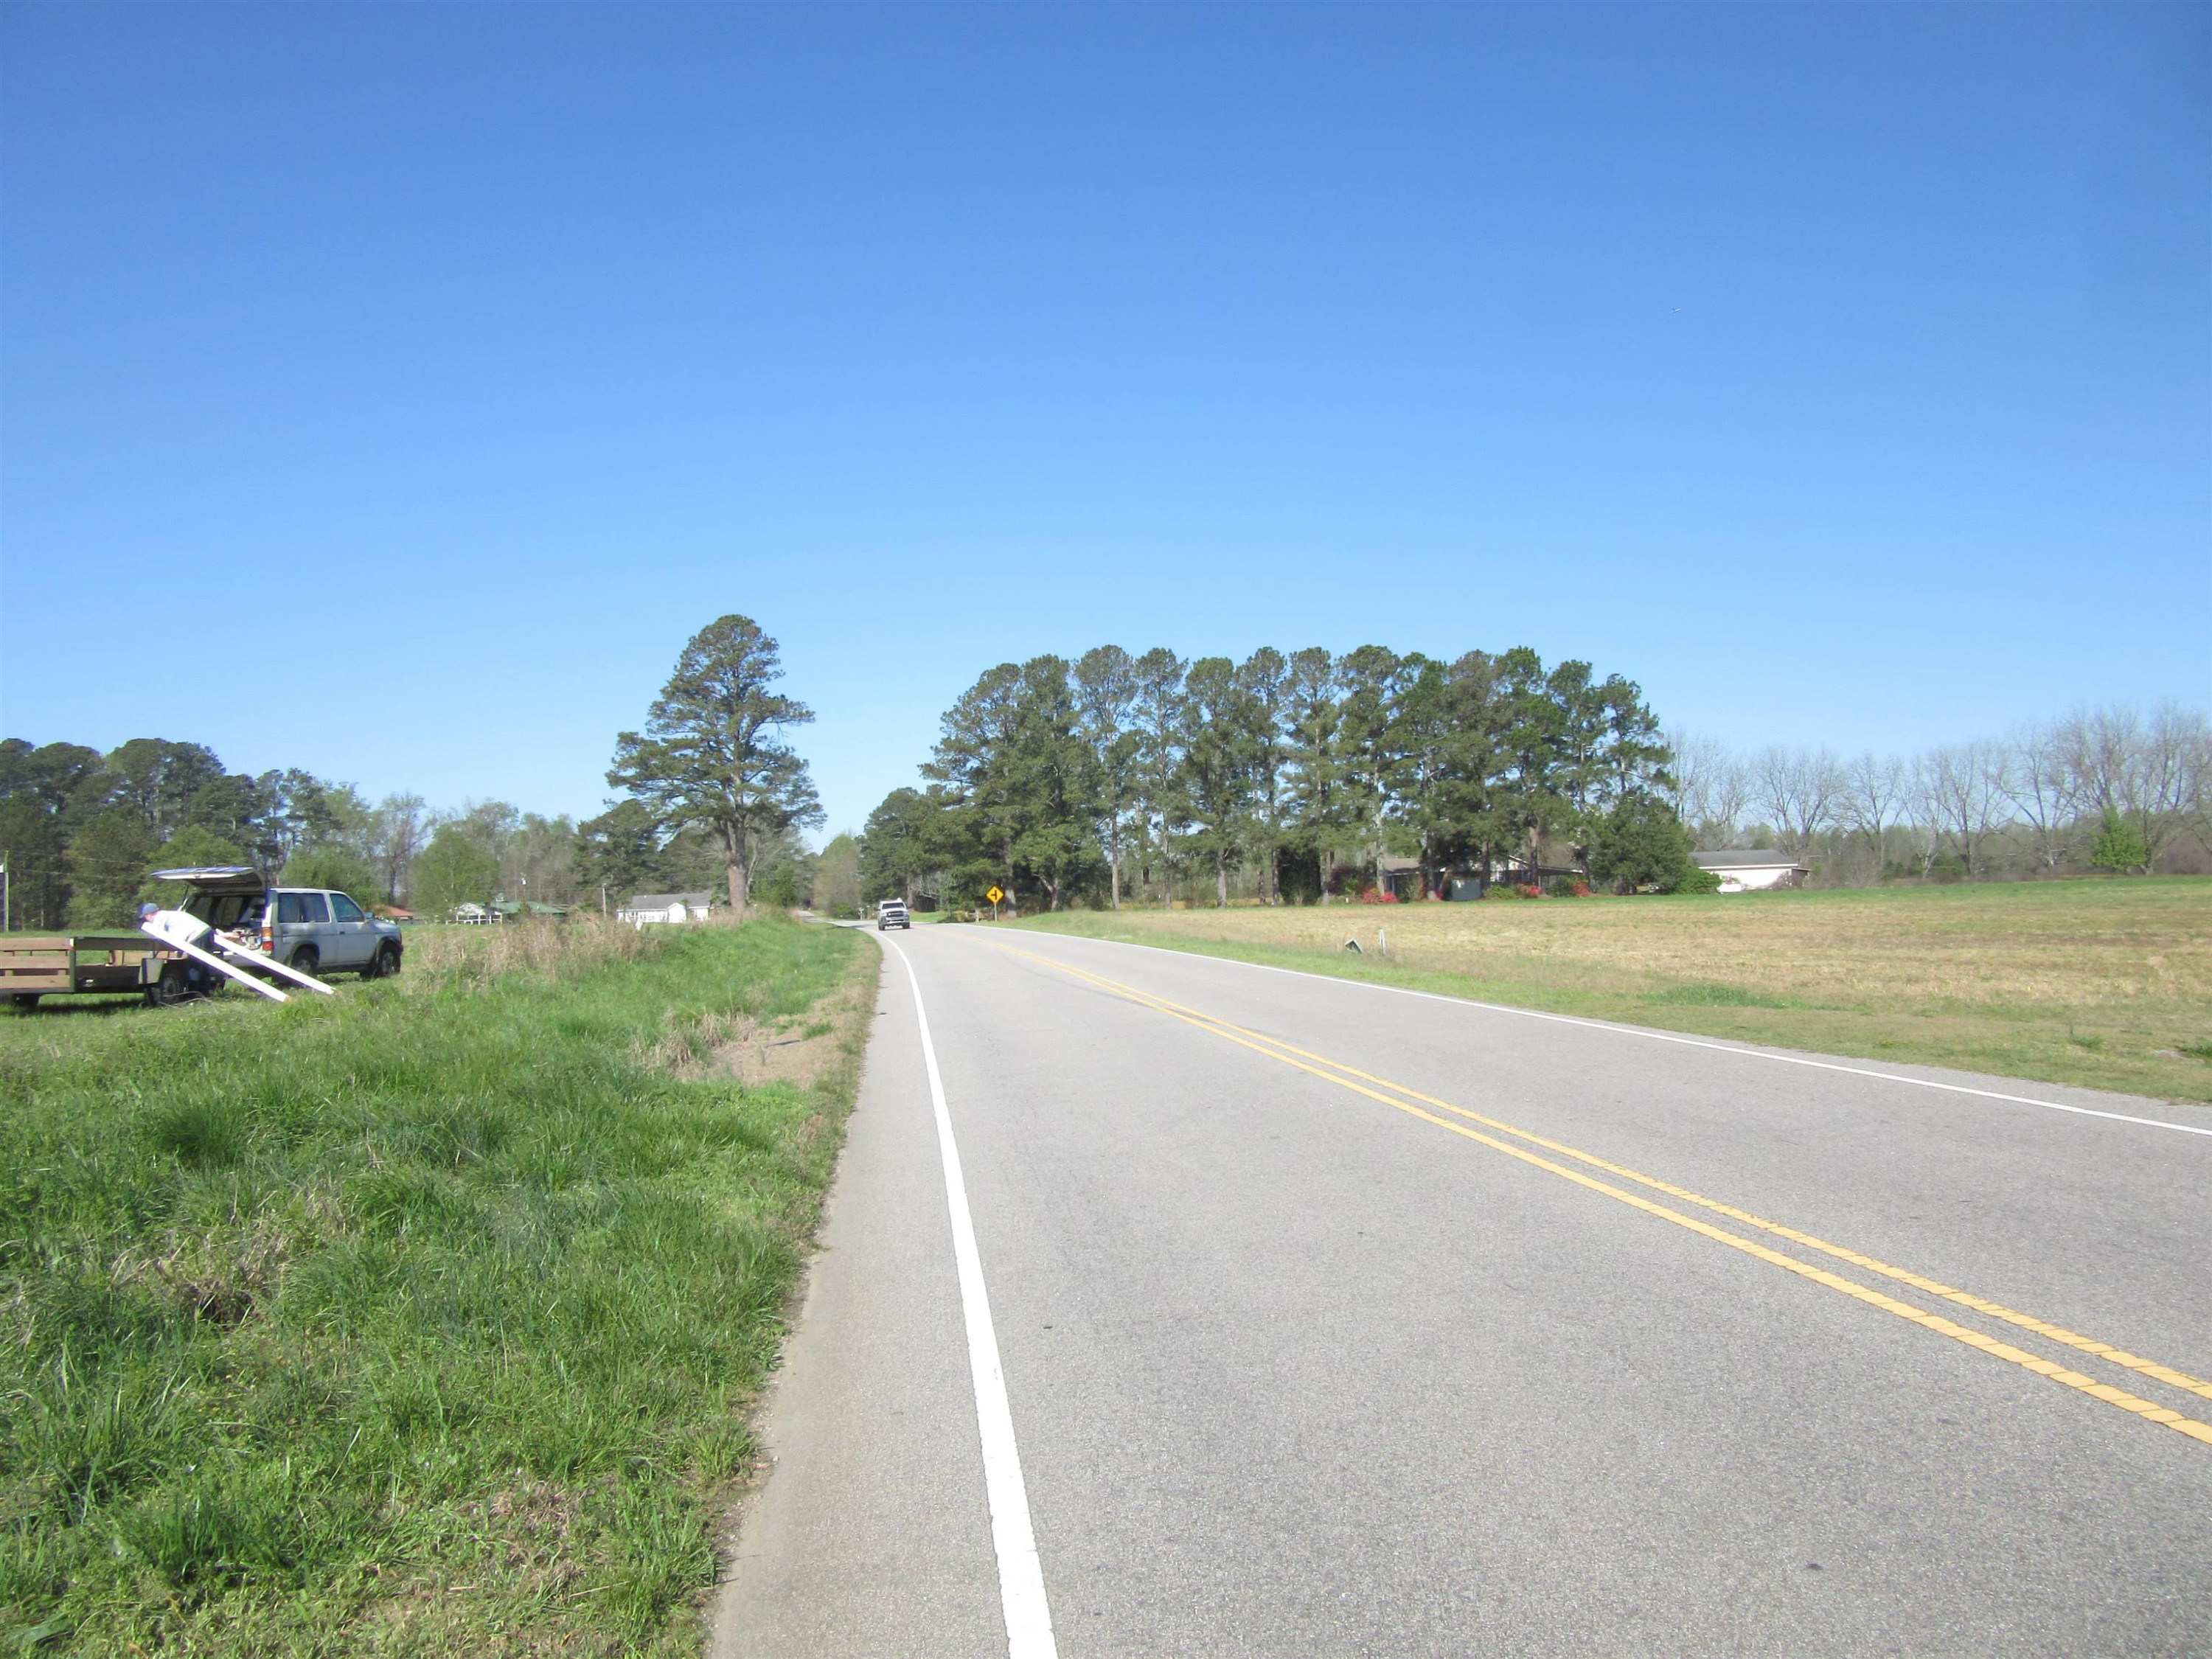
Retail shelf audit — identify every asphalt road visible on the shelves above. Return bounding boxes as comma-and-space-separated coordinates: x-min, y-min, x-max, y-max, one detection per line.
712, 925, 2212, 1658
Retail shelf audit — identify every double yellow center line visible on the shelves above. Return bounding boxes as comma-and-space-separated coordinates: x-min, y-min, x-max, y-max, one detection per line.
980, 938, 2212, 1448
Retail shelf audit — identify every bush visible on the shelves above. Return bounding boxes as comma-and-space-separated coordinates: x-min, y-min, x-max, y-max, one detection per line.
1666, 865, 1724, 894
754, 862, 803, 910
1589, 793, 1696, 893
2090, 812, 2151, 875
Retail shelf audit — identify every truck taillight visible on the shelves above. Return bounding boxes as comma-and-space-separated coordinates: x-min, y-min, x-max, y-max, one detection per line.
260, 924, 273, 953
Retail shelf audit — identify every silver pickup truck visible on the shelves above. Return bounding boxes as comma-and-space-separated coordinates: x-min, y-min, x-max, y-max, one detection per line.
156, 866, 404, 981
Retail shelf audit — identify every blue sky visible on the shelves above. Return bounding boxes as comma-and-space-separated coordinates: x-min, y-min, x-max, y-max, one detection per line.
4, 2, 2206, 839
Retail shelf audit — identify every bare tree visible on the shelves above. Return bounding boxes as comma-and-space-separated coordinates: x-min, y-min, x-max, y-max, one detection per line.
2053, 705, 2138, 823
1665, 732, 1749, 848
2176, 706, 2212, 855
1923, 742, 2007, 876
1902, 755, 1944, 877
1840, 752, 1905, 883
2000, 725, 2075, 871
2137, 702, 2211, 870
2054, 703, 2208, 872
1749, 745, 1843, 858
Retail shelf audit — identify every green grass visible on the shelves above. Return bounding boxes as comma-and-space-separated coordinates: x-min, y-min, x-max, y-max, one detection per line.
0, 916, 872, 1656
1013, 878, 2212, 1107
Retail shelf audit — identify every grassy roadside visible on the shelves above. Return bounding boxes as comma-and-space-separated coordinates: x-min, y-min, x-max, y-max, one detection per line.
1011, 878, 2212, 1107
0, 915, 875, 1656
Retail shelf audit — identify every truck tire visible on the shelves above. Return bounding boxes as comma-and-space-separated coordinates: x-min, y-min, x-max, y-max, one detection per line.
147, 963, 194, 1008
290, 946, 320, 979
365, 942, 400, 981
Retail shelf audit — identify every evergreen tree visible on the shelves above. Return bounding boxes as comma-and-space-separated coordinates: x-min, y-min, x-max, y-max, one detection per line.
1074, 647, 1142, 909
1178, 656, 1260, 908
1129, 649, 1189, 906
860, 786, 945, 908
575, 800, 669, 911
1587, 793, 1700, 892
1234, 648, 1293, 903
1281, 647, 1347, 901
608, 615, 823, 917
64, 809, 157, 928
1335, 645, 1411, 893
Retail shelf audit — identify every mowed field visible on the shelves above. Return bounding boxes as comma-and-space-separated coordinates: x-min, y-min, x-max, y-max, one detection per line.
1018, 877, 2212, 1106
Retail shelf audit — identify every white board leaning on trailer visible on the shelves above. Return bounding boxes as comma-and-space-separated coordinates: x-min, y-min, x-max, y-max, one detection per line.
139, 909, 336, 1001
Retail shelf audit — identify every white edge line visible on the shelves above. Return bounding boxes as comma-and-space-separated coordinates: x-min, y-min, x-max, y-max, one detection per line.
883, 936, 1060, 1659
1005, 929, 2212, 1141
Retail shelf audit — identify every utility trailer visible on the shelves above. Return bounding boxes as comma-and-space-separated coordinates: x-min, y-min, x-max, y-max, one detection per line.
2, 869, 361, 1012
0, 933, 186, 1008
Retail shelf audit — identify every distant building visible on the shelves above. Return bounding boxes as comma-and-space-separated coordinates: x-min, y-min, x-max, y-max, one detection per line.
1694, 849, 1810, 892
619, 891, 714, 925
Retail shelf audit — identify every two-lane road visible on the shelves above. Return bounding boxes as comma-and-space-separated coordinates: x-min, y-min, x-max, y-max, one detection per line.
714, 925, 2212, 1657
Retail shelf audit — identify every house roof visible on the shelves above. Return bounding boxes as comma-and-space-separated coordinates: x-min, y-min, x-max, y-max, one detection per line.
625, 892, 713, 908
1694, 849, 1808, 870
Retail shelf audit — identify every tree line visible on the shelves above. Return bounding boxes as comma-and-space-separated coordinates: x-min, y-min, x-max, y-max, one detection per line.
1, 615, 827, 930
0, 734, 815, 930
0, 738, 428, 929
859, 644, 1693, 913
1667, 702, 2212, 883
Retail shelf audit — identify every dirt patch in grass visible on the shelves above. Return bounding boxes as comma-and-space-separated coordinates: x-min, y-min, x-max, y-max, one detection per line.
706, 1021, 843, 1091
701, 973, 870, 1093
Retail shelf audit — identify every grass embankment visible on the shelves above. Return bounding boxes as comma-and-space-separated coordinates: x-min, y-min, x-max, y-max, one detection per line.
1015, 878, 2212, 1106
0, 915, 874, 1655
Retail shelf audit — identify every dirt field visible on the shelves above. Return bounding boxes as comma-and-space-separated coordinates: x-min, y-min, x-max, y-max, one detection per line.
1016, 877, 2212, 1106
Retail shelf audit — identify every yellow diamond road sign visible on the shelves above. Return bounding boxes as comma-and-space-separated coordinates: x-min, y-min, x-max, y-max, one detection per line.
986, 886, 1004, 905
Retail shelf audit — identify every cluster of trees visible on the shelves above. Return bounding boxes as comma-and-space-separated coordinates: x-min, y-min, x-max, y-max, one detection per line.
859, 644, 1690, 912
0, 737, 439, 929
1668, 702, 2211, 881
2, 615, 828, 931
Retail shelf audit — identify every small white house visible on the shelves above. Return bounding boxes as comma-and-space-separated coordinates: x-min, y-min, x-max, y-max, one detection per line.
618, 891, 714, 925
1694, 849, 1810, 893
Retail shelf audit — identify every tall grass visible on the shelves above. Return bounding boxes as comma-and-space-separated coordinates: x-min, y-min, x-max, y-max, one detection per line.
0, 915, 870, 1655
403, 914, 653, 984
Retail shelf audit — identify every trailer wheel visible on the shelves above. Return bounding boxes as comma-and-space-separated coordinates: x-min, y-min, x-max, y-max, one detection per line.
9, 993, 40, 1011
148, 963, 194, 1007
